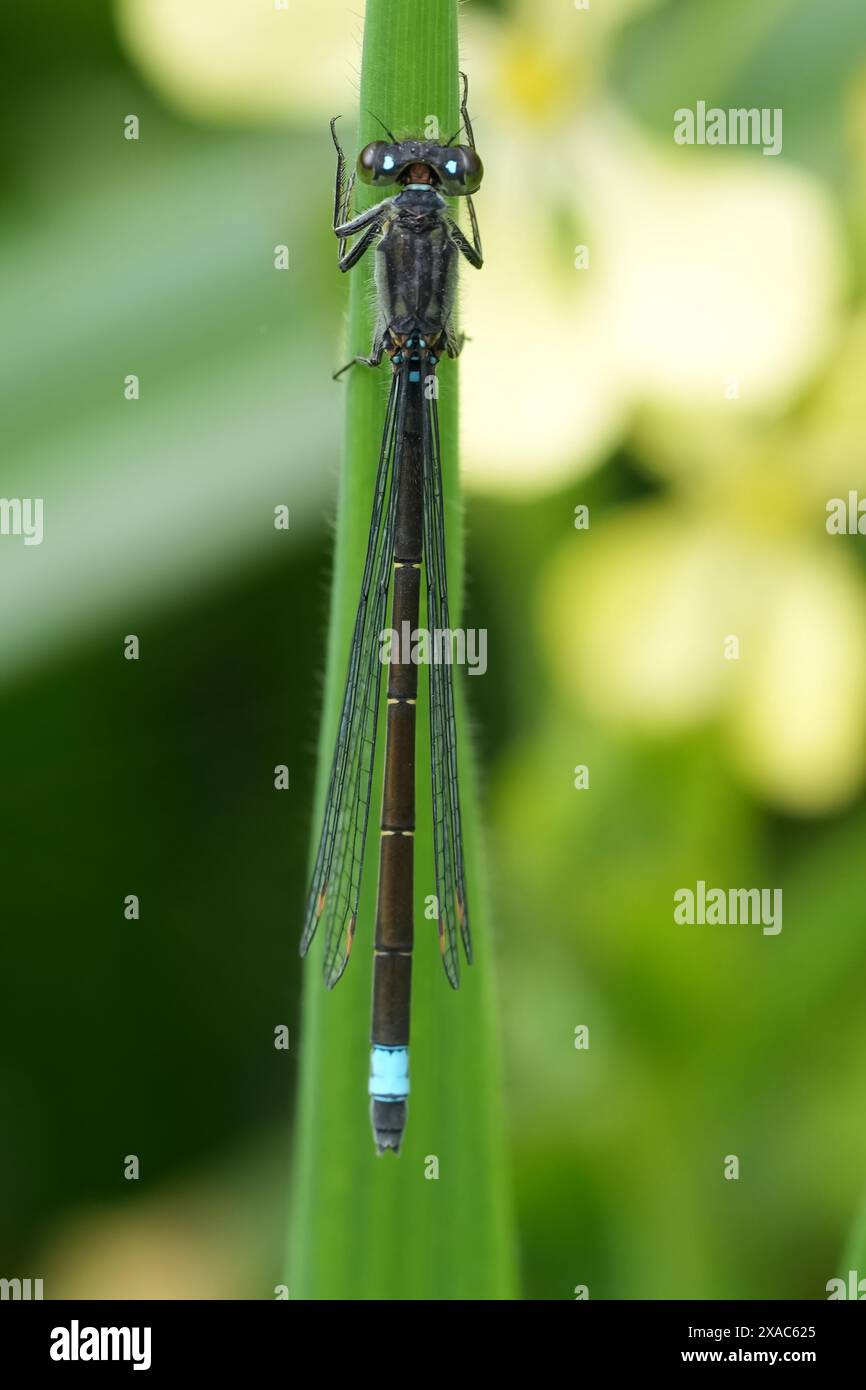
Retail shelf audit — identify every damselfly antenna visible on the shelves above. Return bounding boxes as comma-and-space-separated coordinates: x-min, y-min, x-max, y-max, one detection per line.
365, 109, 398, 143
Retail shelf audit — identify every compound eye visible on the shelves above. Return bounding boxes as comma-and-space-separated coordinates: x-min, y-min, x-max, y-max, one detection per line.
437, 145, 483, 194
455, 145, 483, 194
357, 141, 397, 184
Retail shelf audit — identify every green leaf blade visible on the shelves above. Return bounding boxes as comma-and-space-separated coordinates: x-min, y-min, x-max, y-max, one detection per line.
289, 0, 517, 1301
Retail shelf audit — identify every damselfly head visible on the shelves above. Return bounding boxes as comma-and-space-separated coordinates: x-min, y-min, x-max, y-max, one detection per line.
357, 139, 483, 196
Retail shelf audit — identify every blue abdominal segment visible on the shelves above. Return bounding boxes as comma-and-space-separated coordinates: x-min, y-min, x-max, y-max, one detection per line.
368, 1045, 410, 1100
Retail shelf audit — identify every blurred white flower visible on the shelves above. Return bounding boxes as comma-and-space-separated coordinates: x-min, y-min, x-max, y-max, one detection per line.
539, 320, 866, 814
116, 0, 361, 123
458, 1, 843, 494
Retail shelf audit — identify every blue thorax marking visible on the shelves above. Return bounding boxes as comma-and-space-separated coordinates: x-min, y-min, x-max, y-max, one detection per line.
394, 335, 437, 375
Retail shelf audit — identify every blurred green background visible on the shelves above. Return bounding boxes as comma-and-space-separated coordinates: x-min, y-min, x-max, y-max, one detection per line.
3, 0, 866, 1299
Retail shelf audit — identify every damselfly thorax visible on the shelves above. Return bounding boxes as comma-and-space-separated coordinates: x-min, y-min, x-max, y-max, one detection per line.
300, 75, 483, 1154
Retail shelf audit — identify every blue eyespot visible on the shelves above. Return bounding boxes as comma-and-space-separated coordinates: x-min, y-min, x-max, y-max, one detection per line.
382, 154, 394, 171
445, 159, 458, 175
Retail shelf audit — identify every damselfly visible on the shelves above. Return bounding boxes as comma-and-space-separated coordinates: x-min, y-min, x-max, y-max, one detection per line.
300, 75, 484, 1154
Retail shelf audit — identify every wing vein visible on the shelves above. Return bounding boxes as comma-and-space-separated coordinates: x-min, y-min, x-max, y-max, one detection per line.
301, 372, 405, 986
422, 388, 472, 988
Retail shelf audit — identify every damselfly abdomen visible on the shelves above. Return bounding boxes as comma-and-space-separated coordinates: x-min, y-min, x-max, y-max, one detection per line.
301, 76, 483, 1154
